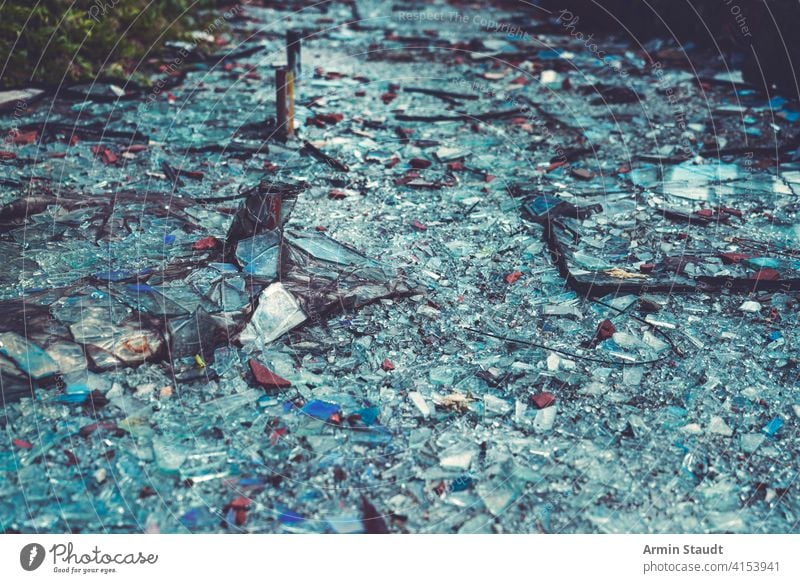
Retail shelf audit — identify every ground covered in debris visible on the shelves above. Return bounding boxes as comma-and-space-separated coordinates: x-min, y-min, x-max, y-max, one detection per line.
1, 1, 798, 533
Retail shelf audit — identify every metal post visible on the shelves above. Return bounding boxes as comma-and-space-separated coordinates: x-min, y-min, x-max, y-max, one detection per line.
275, 66, 288, 139
286, 70, 295, 137
286, 30, 301, 88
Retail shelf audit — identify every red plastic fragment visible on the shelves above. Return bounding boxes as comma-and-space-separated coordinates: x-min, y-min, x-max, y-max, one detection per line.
720, 252, 751, 264
409, 158, 431, 169
717, 206, 743, 218
176, 167, 204, 180
64, 450, 79, 466
329, 189, 347, 200
752, 268, 780, 281
314, 112, 344, 125
0, 151, 17, 160
531, 392, 556, 409
224, 496, 250, 527
595, 319, 616, 341
192, 236, 220, 251
138, 486, 156, 499
11, 130, 37, 145
269, 427, 289, 446
639, 263, 655, 273
447, 161, 464, 171
78, 421, 120, 438
505, 271, 522, 284
381, 359, 395, 371
411, 220, 427, 231
91, 146, 118, 165
248, 359, 292, 389
380, 92, 397, 104
12, 438, 32, 449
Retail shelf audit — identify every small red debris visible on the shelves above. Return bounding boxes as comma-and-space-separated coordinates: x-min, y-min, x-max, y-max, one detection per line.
64, 450, 79, 466
717, 206, 743, 218
409, 158, 431, 169
411, 220, 427, 231
505, 271, 522, 284
380, 92, 397, 104
11, 130, 37, 145
0, 151, 17, 160
720, 252, 751, 264
78, 421, 121, 438
12, 438, 32, 449
752, 268, 780, 281
484, 174, 496, 183
269, 427, 289, 446
314, 112, 344, 125
329, 189, 347, 200
531, 392, 556, 409
248, 358, 292, 389
192, 236, 220, 251
381, 359, 395, 371
639, 263, 655, 273
394, 171, 420, 186
546, 160, 566, 173
315, 226, 327, 232
510, 75, 529, 85
395, 127, 413, 141
223, 496, 250, 527
91, 146, 118, 165
328, 412, 342, 424
386, 156, 400, 168
447, 161, 465, 171
176, 167, 204, 180
694, 208, 714, 218
433, 481, 447, 496
138, 486, 156, 499
595, 319, 616, 341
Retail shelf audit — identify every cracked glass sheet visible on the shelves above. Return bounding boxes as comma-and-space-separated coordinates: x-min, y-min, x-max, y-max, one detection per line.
531, 161, 800, 294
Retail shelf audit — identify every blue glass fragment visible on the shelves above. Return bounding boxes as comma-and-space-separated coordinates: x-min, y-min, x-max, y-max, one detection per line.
301, 400, 341, 420
762, 418, 784, 437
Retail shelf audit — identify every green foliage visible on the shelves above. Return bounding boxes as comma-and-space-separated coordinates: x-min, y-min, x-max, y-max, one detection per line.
0, 0, 221, 88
